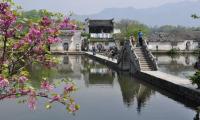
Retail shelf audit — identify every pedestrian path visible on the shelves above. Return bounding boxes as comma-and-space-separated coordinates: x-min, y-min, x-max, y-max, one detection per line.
85, 52, 118, 63
142, 71, 192, 86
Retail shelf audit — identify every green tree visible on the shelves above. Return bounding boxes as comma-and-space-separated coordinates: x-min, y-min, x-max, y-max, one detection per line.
115, 19, 150, 40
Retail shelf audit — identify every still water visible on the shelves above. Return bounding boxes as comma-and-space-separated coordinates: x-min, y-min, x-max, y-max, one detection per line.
154, 54, 198, 79
0, 55, 199, 120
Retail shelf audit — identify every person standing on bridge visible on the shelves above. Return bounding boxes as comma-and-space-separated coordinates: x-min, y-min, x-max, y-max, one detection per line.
138, 30, 143, 46
92, 46, 96, 55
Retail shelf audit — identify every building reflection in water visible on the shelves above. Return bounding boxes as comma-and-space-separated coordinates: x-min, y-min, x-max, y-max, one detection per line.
194, 111, 200, 120
154, 54, 198, 78
56, 55, 83, 80
52, 55, 200, 119
118, 73, 155, 113
81, 56, 115, 87
57, 56, 156, 113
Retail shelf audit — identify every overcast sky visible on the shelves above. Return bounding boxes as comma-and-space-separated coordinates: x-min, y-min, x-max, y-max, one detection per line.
13, 0, 198, 15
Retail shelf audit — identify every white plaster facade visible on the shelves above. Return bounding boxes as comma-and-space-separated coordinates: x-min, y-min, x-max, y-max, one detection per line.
51, 30, 82, 51
148, 40, 199, 51
90, 33, 113, 39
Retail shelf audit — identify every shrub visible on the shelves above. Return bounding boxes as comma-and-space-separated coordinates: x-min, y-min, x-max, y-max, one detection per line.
190, 71, 200, 89
167, 48, 178, 55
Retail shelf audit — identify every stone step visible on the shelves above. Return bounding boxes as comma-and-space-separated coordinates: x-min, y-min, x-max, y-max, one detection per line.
141, 67, 153, 69
141, 69, 153, 71
141, 64, 153, 66
139, 57, 151, 61
141, 68, 153, 71
139, 58, 152, 60
140, 65, 153, 68
140, 62, 151, 65
140, 63, 152, 65
140, 62, 152, 65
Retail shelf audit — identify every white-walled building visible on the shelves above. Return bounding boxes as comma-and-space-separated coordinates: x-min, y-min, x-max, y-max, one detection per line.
85, 19, 116, 50
147, 32, 200, 51
51, 30, 82, 52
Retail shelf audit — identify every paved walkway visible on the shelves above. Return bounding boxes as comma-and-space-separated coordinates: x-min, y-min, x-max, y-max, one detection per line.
51, 51, 84, 55
142, 71, 193, 86
85, 52, 118, 63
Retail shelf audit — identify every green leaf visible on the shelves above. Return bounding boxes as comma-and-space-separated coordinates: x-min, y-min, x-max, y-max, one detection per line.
75, 104, 80, 110
45, 103, 52, 110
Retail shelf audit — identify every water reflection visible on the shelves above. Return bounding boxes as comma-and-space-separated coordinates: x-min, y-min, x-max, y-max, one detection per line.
154, 54, 198, 78
28, 64, 56, 88
82, 58, 115, 87
56, 55, 83, 80
118, 73, 155, 113
56, 55, 156, 112
194, 111, 200, 120
10, 55, 197, 120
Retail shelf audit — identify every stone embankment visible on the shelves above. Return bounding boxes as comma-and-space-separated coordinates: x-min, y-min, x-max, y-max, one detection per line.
85, 51, 200, 105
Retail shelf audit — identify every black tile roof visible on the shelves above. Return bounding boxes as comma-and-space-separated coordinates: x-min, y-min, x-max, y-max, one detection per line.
88, 19, 114, 27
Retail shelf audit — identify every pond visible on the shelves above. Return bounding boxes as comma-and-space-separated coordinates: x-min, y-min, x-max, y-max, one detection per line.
154, 54, 198, 79
0, 55, 199, 120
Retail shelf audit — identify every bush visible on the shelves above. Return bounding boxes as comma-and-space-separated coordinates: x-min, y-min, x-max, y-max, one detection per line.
190, 71, 200, 89
81, 32, 90, 38
193, 49, 200, 54
167, 48, 178, 55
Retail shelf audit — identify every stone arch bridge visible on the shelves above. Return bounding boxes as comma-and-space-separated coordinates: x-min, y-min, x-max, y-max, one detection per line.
117, 40, 158, 74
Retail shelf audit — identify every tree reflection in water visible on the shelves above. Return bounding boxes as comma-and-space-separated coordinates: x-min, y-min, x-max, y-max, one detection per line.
194, 111, 200, 120
118, 73, 155, 113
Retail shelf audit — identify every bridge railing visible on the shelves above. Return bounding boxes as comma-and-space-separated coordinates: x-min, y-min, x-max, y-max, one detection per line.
129, 39, 141, 71
143, 39, 158, 70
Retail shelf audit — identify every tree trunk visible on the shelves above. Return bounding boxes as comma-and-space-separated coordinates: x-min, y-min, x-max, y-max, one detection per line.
2, 36, 7, 62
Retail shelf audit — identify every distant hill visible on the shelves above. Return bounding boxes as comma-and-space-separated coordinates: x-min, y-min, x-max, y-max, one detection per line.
72, 1, 200, 27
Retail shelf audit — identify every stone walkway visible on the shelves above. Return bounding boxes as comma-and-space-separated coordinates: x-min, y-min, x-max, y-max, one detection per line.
51, 51, 84, 55
142, 71, 194, 87
85, 52, 118, 63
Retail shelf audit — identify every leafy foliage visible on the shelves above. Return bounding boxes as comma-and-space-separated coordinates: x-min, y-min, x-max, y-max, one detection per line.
190, 71, 200, 89
0, 1, 79, 113
167, 48, 179, 55
115, 19, 150, 40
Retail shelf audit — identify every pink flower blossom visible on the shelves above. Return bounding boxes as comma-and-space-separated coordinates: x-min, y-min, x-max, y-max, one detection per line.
40, 16, 52, 27
28, 26, 42, 40
28, 90, 37, 110
64, 84, 75, 92
50, 95, 61, 103
68, 102, 77, 112
18, 76, 28, 84
6, 29, 16, 38
16, 24, 23, 31
0, 3, 9, 14
19, 40, 25, 45
48, 37, 62, 44
19, 88, 31, 94
0, 76, 9, 88
41, 81, 54, 91
47, 28, 59, 35
13, 43, 20, 50
59, 18, 70, 29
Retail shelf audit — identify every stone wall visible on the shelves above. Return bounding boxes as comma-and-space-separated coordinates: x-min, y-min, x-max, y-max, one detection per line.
137, 71, 200, 105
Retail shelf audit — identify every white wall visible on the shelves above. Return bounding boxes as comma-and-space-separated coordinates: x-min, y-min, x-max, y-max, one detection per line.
90, 33, 113, 39
51, 30, 82, 51
148, 40, 199, 51
148, 42, 172, 51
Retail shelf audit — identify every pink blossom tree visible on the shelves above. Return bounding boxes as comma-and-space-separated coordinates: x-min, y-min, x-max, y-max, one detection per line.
0, 0, 79, 112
